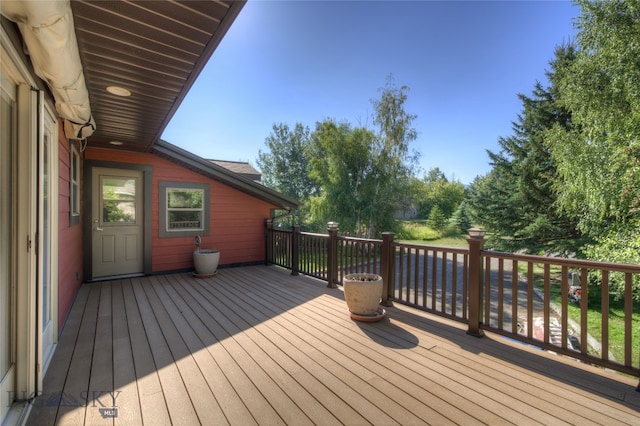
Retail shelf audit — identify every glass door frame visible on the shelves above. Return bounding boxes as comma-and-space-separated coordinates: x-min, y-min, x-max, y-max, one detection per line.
38, 100, 59, 384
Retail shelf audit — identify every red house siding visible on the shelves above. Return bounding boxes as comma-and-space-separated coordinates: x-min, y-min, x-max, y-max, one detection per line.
57, 123, 84, 327
84, 147, 275, 273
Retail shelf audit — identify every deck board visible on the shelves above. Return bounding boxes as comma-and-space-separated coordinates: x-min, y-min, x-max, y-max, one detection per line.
168, 274, 286, 425
121, 279, 170, 426
111, 280, 142, 426
26, 284, 91, 426
84, 283, 113, 426
55, 282, 101, 425
132, 277, 201, 425
26, 266, 640, 425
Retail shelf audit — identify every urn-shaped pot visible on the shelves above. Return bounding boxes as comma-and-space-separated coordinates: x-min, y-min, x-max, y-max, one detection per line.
342, 273, 383, 316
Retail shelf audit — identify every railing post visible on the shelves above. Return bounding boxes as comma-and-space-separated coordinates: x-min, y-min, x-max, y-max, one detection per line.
380, 232, 395, 306
326, 222, 339, 288
467, 228, 486, 337
291, 225, 300, 276
265, 219, 273, 265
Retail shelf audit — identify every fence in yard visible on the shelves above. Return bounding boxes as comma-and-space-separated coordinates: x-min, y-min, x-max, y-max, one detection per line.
265, 221, 640, 381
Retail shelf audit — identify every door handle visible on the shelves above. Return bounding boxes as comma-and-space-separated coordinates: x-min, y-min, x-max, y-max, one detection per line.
95, 226, 103, 231
93, 218, 103, 231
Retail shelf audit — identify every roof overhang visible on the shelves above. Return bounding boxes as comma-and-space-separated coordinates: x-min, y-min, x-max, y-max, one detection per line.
2, 0, 245, 151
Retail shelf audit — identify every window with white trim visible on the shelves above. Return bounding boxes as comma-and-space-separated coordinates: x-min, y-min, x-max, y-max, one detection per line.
159, 181, 209, 238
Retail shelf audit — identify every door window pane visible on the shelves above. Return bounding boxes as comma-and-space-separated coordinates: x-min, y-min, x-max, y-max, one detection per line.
101, 177, 136, 223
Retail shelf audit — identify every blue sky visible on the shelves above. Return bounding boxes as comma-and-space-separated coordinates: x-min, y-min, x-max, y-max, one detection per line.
162, 0, 579, 185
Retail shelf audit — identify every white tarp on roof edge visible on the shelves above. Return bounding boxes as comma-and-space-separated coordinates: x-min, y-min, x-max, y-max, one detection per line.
1, 0, 95, 139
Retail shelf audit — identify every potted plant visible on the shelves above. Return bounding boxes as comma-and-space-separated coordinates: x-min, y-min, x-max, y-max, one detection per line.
193, 235, 219, 277
342, 272, 385, 321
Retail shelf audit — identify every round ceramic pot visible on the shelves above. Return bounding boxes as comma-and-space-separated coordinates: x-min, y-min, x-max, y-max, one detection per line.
193, 249, 220, 275
342, 273, 383, 316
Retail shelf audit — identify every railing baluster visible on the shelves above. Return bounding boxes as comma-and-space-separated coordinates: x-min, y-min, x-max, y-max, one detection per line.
543, 263, 550, 344
561, 265, 568, 349
462, 253, 468, 320
624, 272, 632, 367
407, 248, 418, 305
431, 250, 438, 311
511, 260, 518, 334
291, 225, 299, 276
421, 247, 428, 308
452, 253, 458, 317
580, 267, 588, 355
498, 258, 504, 329
441, 251, 447, 314
527, 262, 534, 340
602, 270, 609, 361
484, 257, 491, 326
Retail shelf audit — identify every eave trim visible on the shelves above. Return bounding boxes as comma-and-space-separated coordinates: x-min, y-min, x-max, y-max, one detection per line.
152, 140, 300, 211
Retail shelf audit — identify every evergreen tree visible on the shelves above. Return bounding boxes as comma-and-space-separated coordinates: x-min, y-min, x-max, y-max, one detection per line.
468, 45, 583, 254
447, 201, 472, 235
427, 205, 447, 231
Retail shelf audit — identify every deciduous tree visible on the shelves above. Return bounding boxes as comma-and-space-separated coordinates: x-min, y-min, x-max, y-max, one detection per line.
547, 0, 640, 298
309, 78, 419, 236
549, 0, 640, 238
257, 122, 317, 225
416, 168, 465, 221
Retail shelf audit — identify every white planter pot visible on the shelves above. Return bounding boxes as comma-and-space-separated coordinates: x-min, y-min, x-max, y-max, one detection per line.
342, 273, 383, 316
193, 250, 220, 275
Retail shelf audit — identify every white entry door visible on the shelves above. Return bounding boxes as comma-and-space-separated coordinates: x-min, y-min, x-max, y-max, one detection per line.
92, 168, 144, 279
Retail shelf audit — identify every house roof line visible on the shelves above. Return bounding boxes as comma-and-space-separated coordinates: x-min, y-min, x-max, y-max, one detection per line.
209, 159, 261, 181
147, 1, 246, 152
152, 139, 300, 211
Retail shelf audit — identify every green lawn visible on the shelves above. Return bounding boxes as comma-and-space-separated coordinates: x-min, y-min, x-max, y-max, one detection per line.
406, 236, 469, 248
395, 220, 468, 248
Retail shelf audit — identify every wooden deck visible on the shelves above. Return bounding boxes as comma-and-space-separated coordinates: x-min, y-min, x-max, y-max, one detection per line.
26, 265, 639, 425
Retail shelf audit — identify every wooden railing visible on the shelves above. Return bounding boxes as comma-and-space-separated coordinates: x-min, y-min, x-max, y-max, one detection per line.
265, 221, 640, 381
265, 226, 293, 270
477, 249, 640, 377
393, 242, 470, 322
